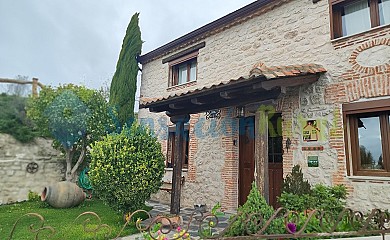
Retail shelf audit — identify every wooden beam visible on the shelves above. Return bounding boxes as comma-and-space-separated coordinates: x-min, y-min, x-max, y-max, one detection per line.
167, 88, 282, 116
190, 98, 206, 105
0, 77, 45, 88
142, 77, 260, 109
220, 91, 234, 99
253, 75, 318, 90
169, 103, 185, 110
169, 114, 190, 215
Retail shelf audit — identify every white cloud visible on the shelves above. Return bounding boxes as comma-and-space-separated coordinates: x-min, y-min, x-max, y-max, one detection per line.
0, 0, 255, 90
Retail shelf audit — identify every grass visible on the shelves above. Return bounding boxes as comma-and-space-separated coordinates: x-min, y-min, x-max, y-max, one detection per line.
0, 198, 150, 240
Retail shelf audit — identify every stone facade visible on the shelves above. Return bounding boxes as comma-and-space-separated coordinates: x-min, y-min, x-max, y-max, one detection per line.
139, 0, 390, 211
0, 134, 65, 204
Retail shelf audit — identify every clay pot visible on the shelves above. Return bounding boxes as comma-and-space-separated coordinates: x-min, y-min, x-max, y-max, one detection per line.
41, 181, 86, 208
154, 215, 182, 227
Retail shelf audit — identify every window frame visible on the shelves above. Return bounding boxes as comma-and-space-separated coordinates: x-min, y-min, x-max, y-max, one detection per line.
168, 51, 198, 87
166, 125, 190, 169
330, 0, 386, 39
343, 99, 390, 177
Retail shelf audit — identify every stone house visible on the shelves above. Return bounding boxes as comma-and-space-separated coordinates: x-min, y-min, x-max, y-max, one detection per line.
138, 0, 390, 213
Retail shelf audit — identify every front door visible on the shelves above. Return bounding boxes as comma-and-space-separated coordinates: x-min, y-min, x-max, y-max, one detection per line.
239, 116, 255, 206
268, 113, 283, 209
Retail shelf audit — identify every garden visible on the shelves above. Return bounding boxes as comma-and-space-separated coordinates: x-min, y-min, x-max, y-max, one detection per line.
0, 13, 389, 238
0, 196, 150, 239
1, 83, 389, 239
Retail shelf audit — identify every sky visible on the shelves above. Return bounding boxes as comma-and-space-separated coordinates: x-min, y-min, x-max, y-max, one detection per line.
0, 0, 255, 100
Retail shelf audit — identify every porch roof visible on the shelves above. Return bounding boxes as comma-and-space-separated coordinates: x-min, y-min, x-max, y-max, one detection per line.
140, 63, 326, 116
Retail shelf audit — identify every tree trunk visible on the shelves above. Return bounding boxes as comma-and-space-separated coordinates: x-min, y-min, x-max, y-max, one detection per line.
65, 149, 73, 181
64, 147, 86, 182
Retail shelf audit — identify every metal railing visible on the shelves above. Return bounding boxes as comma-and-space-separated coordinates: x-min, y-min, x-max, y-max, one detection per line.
7, 207, 390, 239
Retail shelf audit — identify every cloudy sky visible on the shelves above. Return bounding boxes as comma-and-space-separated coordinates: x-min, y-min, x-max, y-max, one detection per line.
0, 0, 255, 95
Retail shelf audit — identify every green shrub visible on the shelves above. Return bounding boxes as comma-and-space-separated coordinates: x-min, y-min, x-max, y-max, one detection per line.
282, 164, 311, 195
224, 182, 284, 237
0, 93, 38, 142
27, 190, 41, 202
279, 165, 347, 216
278, 192, 314, 212
311, 184, 347, 214
89, 123, 165, 213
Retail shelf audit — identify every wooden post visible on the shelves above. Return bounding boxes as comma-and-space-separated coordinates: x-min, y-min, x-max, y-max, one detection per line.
255, 109, 269, 200
169, 114, 190, 215
32, 78, 38, 97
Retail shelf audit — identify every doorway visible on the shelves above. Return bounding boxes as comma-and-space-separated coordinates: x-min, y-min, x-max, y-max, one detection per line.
238, 113, 283, 208
268, 113, 283, 209
238, 116, 255, 206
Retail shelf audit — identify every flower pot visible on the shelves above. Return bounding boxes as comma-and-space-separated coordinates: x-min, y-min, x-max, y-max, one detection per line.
194, 204, 207, 213
154, 215, 182, 227
41, 181, 86, 208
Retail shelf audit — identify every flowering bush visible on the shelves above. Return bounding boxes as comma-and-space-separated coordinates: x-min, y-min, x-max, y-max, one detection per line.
137, 221, 190, 240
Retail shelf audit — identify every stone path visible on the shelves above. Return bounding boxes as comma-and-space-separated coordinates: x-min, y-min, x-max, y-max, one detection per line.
117, 200, 234, 240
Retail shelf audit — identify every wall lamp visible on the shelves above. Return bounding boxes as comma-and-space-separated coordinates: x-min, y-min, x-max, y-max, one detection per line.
235, 106, 245, 118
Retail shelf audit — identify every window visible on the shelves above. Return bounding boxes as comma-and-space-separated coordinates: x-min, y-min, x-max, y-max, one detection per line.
166, 126, 189, 168
331, 0, 390, 39
169, 51, 197, 87
379, 0, 390, 25
343, 99, 390, 177
268, 113, 283, 163
174, 59, 197, 85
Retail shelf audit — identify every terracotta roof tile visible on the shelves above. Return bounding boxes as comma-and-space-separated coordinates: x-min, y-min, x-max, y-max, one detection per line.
140, 63, 326, 106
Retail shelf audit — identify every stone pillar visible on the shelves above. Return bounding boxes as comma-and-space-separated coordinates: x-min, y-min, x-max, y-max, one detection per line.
169, 114, 190, 214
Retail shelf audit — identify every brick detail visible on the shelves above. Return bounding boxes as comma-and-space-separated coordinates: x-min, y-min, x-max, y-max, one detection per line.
186, 113, 200, 182
349, 38, 390, 75
167, 81, 197, 92
302, 146, 324, 151
221, 107, 239, 211
326, 35, 390, 197
281, 92, 300, 176
332, 26, 390, 50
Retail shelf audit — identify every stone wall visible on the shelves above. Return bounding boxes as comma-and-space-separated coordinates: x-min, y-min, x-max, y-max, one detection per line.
0, 134, 65, 204
139, 0, 390, 211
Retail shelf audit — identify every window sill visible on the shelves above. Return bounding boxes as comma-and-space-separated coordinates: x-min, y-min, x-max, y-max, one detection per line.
167, 81, 197, 91
164, 167, 188, 172
347, 175, 390, 182
331, 23, 390, 45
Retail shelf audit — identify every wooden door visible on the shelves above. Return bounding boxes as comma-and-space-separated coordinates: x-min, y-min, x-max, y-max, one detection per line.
268, 113, 283, 209
239, 116, 255, 206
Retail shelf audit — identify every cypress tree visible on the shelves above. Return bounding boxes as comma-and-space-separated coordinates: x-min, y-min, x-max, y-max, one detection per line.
110, 12, 142, 127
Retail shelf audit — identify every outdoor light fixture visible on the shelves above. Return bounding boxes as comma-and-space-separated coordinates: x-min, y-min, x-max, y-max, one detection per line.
236, 106, 245, 118
205, 109, 221, 119
286, 137, 291, 153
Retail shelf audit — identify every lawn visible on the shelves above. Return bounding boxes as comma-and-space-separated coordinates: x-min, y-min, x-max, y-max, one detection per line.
0, 198, 148, 240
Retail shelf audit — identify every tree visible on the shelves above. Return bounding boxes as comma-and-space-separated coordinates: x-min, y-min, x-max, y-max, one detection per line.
89, 123, 165, 213
0, 93, 37, 142
109, 12, 142, 128
360, 145, 374, 168
27, 84, 117, 182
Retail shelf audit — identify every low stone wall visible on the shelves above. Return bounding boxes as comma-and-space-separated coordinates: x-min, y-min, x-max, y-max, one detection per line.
0, 134, 65, 204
